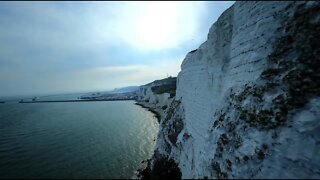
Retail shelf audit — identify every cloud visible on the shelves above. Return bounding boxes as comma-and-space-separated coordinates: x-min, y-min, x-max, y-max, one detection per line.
0, 1, 234, 97
101, 1, 206, 51
0, 57, 182, 96
0, 1, 207, 68
35, 1, 208, 52
0, 2, 208, 53
52, 57, 183, 93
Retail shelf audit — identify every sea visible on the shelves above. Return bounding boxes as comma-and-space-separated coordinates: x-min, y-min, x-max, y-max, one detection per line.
0, 94, 159, 178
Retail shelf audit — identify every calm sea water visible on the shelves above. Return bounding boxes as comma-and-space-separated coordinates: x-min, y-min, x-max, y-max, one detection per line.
0, 100, 158, 178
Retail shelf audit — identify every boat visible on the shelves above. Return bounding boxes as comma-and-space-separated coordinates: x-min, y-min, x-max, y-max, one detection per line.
32, 97, 40, 101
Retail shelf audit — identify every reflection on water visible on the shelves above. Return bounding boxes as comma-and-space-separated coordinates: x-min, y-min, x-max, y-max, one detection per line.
0, 101, 158, 178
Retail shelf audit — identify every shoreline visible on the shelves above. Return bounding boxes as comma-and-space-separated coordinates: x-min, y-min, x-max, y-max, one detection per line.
133, 100, 162, 179
134, 101, 161, 123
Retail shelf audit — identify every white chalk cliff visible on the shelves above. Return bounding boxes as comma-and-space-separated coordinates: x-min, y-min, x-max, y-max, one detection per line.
138, 1, 320, 179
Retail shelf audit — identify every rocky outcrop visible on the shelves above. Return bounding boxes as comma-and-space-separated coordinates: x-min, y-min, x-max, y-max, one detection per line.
136, 77, 176, 122
139, 1, 320, 179
135, 77, 182, 179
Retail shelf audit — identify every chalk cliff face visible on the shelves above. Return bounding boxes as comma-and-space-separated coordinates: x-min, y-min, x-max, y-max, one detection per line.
138, 1, 320, 179
137, 77, 176, 110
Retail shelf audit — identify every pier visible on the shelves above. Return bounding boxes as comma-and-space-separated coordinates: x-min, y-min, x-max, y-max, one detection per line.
19, 98, 135, 103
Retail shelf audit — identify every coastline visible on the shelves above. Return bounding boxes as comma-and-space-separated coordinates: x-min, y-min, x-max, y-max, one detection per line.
133, 100, 162, 179
134, 101, 161, 123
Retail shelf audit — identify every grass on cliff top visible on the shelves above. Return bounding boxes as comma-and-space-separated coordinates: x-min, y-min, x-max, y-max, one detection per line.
151, 84, 176, 97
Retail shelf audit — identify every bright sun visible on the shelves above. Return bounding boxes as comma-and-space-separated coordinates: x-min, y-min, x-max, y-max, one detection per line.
135, 2, 177, 51
96, 1, 199, 51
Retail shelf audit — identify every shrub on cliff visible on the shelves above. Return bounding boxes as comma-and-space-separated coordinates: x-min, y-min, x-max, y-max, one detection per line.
138, 156, 181, 180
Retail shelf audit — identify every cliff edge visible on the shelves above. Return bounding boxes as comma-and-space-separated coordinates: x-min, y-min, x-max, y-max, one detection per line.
138, 1, 320, 179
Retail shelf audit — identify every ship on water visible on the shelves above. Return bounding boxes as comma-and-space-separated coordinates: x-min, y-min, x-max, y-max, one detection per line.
32, 97, 40, 101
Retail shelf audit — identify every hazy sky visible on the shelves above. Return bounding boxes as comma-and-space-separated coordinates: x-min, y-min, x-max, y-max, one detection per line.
0, 1, 234, 97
